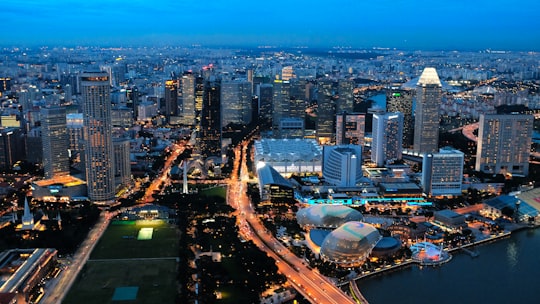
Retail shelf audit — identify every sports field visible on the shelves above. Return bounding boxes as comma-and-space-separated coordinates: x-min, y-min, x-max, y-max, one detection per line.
64, 220, 179, 304
63, 259, 177, 304
90, 220, 178, 259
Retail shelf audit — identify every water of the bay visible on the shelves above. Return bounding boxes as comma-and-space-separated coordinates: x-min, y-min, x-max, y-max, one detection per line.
357, 228, 540, 303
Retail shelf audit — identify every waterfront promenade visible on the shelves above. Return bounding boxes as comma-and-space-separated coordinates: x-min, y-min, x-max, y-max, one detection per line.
342, 225, 528, 287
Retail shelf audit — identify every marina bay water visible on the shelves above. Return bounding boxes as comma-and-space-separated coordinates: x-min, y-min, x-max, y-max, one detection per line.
357, 229, 540, 303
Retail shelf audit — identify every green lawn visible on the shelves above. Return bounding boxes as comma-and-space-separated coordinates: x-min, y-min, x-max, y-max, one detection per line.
63, 259, 177, 304
65, 219, 179, 303
201, 186, 227, 199
90, 220, 179, 259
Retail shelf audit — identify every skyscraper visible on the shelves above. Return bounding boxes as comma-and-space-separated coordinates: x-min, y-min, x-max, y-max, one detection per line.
81, 72, 115, 205
422, 147, 464, 196
372, 112, 403, 167
221, 80, 252, 126
475, 113, 533, 176
316, 79, 336, 144
335, 112, 365, 146
258, 83, 273, 123
41, 106, 70, 179
386, 88, 414, 148
113, 137, 131, 188
200, 77, 221, 159
414, 68, 442, 154
272, 80, 291, 133
336, 80, 355, 114
164, 79, 179, 123
180, 73, 196, 126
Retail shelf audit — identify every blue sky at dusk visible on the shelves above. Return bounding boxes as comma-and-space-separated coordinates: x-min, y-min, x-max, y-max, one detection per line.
2, 0, 539, 50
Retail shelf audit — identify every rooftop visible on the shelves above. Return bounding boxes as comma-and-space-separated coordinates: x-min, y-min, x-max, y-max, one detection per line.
417, 67, 442, 87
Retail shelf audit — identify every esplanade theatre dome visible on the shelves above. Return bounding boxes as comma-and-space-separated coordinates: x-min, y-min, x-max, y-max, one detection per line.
297, 205, 364, 229
320, 221, 381, 266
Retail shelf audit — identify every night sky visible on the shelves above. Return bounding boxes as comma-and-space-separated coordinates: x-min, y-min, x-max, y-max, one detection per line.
2, 0, 539, 50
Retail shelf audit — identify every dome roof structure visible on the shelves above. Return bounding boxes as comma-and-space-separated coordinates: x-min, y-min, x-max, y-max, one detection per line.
297, 205, 364, 229
319, 221, 381, 266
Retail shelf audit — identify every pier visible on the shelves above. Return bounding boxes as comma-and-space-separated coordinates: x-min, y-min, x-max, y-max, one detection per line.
458, 246, 479, 257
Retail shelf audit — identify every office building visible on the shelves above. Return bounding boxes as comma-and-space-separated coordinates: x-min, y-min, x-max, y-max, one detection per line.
372, 112, 403, 167
387, 88, 414, 148
0, 128, 24, 171
317, 79, 336, 144
281, 66, 295, 81
272, 80, 291, 132
422, 147, 464, 196
336, 80, 355, 114
258, 83, 273, 123
81, 72, 115, 205
289, 79, 308, 119
221, 80, 252, 126
67, 113, 84, 158
278, 117, 304, 139
164, 79, 179, 123
322, 144, 363, 187
180, 73, 196, 126
335, 112, 365, 146
414, 68, 442, 153
475, 113, 533, 176
40, 106, 70, 179
200, 78, 221, 158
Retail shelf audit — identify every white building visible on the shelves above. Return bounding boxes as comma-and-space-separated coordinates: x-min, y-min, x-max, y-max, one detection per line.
322, 145, 363, 187
422, 147, 464, 196
372, 112, 403, 167
475, 113, 533, 176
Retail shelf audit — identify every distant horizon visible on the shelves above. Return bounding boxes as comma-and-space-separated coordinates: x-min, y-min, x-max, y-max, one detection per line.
3, 0, 540, 52
0, 43, 536, 53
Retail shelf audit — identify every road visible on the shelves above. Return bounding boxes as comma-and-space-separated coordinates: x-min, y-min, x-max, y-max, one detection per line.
228, 141, 359, 304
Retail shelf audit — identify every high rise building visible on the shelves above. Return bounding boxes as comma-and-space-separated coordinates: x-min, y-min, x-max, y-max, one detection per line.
414, 68, 442, 154
221, 80, 252, 126
372, 112, 403, 167
258, 83, 273, 123
316, 79, 336, 144
164, 79, 179, 123
336, 80, 355, 114
200, 78, 221, 159
113, 137, 131, 188
180, 73, 196, 126
335, 112, 365, 146
80, 72, 115, 205
289, 79, 308, 119
0, 128, 24, 170
281, 66, 295, 81
272, 80, 291, 133
41, 106, 70, 179
67, 113, 84, 169
0, 77, 11, 93
386, 88, 414, 148
422, 147, 464, 196
475, 113, 533, 176
322, 145, 363, 187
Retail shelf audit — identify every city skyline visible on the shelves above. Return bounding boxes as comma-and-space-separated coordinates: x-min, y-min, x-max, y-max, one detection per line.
2, 0, 540, 51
